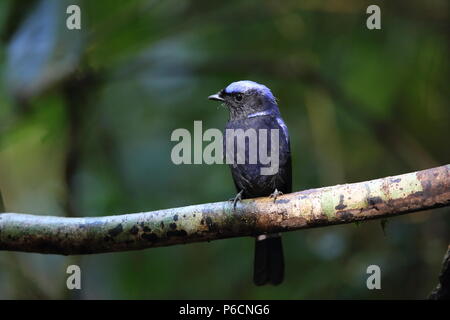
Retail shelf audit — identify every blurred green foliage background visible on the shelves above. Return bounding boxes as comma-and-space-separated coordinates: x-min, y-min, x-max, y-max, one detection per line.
0, 0, 449, 299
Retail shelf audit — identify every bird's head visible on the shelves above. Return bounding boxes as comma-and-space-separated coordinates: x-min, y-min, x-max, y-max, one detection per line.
208, 80, 278, 120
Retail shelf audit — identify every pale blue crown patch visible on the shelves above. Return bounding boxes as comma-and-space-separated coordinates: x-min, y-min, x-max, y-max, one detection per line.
224, 80, 275, 101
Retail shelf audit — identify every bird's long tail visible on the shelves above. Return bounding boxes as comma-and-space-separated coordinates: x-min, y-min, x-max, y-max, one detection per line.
253, 234, 284, 286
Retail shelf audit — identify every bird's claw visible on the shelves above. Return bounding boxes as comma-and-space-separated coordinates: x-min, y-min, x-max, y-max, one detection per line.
269, 189, 283, 203
229, 190, 243, 209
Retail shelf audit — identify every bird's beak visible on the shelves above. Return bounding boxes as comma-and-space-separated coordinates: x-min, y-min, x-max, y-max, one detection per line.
208, 92, 224, 102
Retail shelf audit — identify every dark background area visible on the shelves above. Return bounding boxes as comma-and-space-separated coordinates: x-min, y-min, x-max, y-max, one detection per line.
0, 0, 448, 299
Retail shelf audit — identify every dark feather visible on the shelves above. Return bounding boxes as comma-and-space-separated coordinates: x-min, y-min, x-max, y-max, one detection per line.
212, 80, 292, 286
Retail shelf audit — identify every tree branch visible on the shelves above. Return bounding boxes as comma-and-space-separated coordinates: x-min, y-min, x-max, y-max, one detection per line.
429, 245, 450, 300
0, 165, 449, 255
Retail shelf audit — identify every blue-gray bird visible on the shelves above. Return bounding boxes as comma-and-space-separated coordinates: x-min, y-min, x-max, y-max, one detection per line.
208, 80, 292, 285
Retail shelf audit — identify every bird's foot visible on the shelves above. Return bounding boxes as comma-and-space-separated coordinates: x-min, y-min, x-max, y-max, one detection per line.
269, 189, 283, 203
229, 190, 243, 209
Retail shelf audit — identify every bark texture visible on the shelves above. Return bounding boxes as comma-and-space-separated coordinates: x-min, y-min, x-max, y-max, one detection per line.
0, 165, 449, 255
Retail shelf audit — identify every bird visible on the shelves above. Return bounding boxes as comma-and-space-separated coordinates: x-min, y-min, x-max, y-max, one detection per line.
208, 80, 292, 286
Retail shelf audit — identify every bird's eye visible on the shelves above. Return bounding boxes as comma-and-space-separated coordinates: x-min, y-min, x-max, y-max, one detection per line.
235, 94, 243, 102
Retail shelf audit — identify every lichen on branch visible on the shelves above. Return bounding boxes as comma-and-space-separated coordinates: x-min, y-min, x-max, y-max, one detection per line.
0, 165, 449, 255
